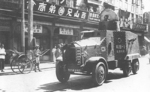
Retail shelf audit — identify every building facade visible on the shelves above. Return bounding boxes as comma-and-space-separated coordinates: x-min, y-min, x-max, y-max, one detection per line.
102, 0, 147, 55
0, 0, 147, 64
143, 12, 150, 53
0, 0, 100, 63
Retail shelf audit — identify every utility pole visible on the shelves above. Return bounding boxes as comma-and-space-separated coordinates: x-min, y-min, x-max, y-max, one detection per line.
28, 0, 33, 50
21, 0, 25, 52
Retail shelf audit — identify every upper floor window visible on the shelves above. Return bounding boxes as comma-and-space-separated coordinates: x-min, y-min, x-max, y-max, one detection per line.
76, 0, 88, 11
66, 0, 74, 8
46, 0, 59, 5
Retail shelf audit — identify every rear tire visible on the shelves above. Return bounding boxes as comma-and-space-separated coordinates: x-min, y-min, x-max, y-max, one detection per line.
131, 59, 139, 74
92, 62, 106, 86
56, 61, 70, 83
123, 61, 131, 77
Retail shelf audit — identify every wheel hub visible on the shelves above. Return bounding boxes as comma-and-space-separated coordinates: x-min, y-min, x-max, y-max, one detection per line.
98, 66, 105, 81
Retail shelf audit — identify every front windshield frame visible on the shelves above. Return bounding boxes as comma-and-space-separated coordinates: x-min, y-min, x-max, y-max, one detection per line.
81, 30, 100, 39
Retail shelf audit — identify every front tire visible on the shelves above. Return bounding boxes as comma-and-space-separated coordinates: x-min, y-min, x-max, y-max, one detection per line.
92, 62, 107, 86
56, 61, 70, 83
131, 59, 139, 74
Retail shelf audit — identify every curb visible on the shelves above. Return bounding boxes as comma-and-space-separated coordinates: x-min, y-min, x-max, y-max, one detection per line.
3, 62, 56, 72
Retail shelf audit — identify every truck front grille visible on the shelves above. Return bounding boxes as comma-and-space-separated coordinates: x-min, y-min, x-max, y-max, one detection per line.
64, 47, 76, 64
76, 48, 82, 65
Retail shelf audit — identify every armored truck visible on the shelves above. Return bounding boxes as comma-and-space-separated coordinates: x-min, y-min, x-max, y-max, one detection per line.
55, 9, 140, 86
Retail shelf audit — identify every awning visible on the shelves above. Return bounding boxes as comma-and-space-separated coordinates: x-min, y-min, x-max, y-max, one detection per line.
144, 36, 150, 43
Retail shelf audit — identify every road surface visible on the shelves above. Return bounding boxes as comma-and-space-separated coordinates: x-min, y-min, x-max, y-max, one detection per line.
0, 56, 150, 92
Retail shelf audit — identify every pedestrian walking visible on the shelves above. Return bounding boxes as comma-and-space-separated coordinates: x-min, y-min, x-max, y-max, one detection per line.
55, 44, 62, 59
0, 44, 6, 72
148, 48, 150, 63
52, 45, 56, 63
33, 45, 41, 72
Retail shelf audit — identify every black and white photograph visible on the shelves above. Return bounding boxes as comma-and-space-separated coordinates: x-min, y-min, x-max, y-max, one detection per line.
0, 0, 150, 92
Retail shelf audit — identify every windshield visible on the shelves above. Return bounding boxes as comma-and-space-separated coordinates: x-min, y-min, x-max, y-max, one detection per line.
81, 31, 100, 39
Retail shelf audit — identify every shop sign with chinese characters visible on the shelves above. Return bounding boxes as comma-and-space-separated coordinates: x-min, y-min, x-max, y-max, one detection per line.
25, 24, 42, 33
88, 12, 100, 21
25, 0, 100, 22
59, 27, 73, 35
132, 23, 148, 32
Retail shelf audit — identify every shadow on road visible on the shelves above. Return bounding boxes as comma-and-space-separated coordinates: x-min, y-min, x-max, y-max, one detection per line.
107, 72, 125, 80
0, 89, 6, 92
37, 72, 125, 92
37, 76, 95, 92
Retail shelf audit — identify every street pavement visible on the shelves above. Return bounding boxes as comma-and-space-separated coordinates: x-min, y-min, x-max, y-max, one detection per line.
0, 55, 150, 92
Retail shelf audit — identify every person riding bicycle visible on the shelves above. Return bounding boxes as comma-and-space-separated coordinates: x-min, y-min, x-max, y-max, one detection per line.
33, 45, 41, 72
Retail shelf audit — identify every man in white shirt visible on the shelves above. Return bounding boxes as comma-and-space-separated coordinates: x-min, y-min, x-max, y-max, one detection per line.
0, 44, 6, 72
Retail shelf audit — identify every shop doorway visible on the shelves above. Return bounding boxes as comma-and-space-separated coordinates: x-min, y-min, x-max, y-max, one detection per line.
25, 26, 51, 61
53, 27, 78, 47
0, 31, 10, 64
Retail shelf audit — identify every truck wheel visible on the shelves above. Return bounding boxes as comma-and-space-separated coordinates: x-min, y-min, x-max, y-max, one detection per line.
56, 61, 70, 83
123, 61, 131, 77
92, 62, 106, 86
131, 59, 139, 74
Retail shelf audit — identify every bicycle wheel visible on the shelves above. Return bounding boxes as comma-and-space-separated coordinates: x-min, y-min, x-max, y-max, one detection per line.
10, 58, 20, 74
18, 56, 33, 74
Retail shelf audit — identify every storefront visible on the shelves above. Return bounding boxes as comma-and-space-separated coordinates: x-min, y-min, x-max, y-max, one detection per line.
117, 7, 148, 52
120, 22, 148, 55
22, 0, 101, 62
0, 0, 102, 63
0, 18, 11, 48
0, 0, 20, 64
144, 36, 150, 52
53, 26, 79, 46
0, 18, 12, 64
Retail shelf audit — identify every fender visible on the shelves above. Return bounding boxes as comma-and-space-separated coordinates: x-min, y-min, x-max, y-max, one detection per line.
124, 53, 141, 61
84, 56, 108, 74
